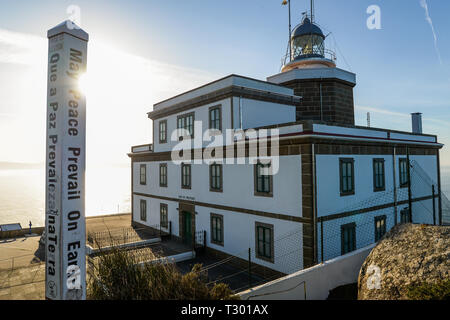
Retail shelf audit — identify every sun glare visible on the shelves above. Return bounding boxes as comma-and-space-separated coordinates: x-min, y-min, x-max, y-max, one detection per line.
78, 73, 89, 95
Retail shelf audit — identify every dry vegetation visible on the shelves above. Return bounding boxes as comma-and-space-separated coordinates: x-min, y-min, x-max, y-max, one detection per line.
87, 245, 238, 300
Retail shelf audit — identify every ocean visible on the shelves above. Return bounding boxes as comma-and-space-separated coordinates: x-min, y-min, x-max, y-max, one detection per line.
0, 165, 131, 227
0, 165, 449, 228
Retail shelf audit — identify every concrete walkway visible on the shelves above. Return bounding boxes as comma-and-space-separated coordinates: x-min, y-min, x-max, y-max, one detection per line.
0, 213, 132, 300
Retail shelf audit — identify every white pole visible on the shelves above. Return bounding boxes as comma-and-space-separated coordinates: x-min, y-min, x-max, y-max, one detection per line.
45, 20, 88, 300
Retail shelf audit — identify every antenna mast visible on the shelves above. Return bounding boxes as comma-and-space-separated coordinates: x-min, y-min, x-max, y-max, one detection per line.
310, 0, 315, 23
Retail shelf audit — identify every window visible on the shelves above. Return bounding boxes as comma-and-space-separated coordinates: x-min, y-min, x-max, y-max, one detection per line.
210, 163, 223, 192
159, 120, 167, 144
209, 106, 222, 131
255, 222, 274, 262
341, 223, 356, 255
140, 164, 146, 185
340, 158, 355, 196
400, 207, 411, 224
399, 158, 409, 187
177, 113, 194, 139
160, 163, 167, 187
160, 203, 168, 228
210, 213, 224, 246
140, 200, 147, 222
374, 215, 387, 242
181, 163, 191, 189
254, 161, 273, 196
373, 159, 385, 192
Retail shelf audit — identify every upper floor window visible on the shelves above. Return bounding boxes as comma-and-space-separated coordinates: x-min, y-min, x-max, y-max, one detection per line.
160, 203, 168, 228
140, 199, 147, 222
399, 158, 409, 187
255, 222, 274, 263
210, 163, 223, 192
160, 163, 168, 187
140, 164, 146, 185
374, 215, 386, 242
340, 158, 355, 196
254, 161, 273, 197
341, 222, 356, 255
373, 159, 385, 192
181, 163, 191, 189
159, 120, 167, 144
177, 113, 194, 139
209, 106, 222, 132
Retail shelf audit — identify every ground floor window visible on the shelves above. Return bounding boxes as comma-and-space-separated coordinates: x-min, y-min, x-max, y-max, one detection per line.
160, 203, 168, 228
400, 207, 411, 223
374, 215, 386, 242
140, 199, 147, 222
341, 222, 356, 255
210, 213, 224, 246
255, 222, 274, 262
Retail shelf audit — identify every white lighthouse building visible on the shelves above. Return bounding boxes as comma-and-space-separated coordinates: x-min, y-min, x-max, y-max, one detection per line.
128, 9, 444, 275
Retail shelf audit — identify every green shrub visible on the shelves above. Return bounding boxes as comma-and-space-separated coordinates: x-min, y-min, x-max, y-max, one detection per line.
87, 246, 238, 300
407, 280, 450, 300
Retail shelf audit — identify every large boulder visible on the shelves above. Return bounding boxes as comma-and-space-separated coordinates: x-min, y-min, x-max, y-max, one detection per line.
358, 223, 450, 300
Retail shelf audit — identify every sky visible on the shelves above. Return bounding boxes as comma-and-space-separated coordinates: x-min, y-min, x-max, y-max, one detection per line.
0, 0, 449, 166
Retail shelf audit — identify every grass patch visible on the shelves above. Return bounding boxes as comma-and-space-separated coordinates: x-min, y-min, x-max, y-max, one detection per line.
87, 245, 239, 300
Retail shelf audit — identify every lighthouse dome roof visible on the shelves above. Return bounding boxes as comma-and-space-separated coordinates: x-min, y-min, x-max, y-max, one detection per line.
291, 17, 324, 39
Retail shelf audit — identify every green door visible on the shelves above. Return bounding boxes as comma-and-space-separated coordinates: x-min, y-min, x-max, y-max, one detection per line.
183, 211, 192, 245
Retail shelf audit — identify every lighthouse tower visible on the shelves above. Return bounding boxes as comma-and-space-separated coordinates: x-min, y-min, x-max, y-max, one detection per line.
268, 2, 356, 125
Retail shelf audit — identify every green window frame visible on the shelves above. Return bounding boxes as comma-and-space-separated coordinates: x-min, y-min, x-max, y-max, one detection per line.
210, 213, 224, 246
254, 161, 273, 197
209, 105, 222, 131
209, 163, 223, 192
159, 120, 167, 144
399, 158, 409, 188
255, 222, 274, 263
181, 163, 191, 189
140, 199, 147, 222
160, 203, 168, 228
374, 215, 387, 242
340, 158, 355, 196
341, 222, 356, 255
160, 163, 168, 187
177, 112, 195, 139
140, 164, 146, 185
373, 159, 385, 192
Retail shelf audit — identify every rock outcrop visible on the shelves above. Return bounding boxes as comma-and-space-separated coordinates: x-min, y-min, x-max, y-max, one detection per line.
358, 223, 450, 300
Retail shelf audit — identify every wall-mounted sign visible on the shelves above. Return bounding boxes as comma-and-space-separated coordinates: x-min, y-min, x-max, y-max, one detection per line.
45, 21, 88, 300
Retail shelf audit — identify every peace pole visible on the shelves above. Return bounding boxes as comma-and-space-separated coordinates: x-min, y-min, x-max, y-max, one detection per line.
45, 21, 88, 300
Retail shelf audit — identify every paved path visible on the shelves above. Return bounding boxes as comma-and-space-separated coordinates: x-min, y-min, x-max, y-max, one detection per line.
0, 213, 132, 300
86, 213, 132, 234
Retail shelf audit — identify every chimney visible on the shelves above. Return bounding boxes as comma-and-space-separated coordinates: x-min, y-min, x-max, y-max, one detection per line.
411, 113, 423, 134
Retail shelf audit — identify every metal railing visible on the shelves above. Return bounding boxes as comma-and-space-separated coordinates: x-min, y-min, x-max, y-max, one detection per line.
281, 48, 336, 68
131, 144, 153, 153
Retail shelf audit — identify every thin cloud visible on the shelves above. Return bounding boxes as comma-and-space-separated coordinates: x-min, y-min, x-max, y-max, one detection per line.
0, 28, 46, 65
420, 0, 443, 65
356, 105, 450, 127
356, 106, 409, 118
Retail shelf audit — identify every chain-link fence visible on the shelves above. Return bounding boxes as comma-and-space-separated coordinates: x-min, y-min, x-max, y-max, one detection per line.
317, 159, 443, 262
176, 226, 305, 293
83, 158, 450, 295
